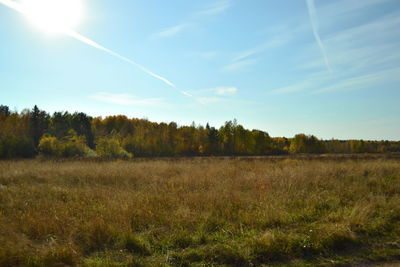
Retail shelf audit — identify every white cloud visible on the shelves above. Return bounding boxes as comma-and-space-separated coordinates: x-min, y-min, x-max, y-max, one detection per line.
214, 86, 237, 95
296, 10, 400, 74
223, 59, 257, 72
184, 86, 238, 96
223, 26, 293, 72
233, 33, 292, 63
271, 72, 329, 94
313, 67, 400, 94
272, 81, 314, 94
181, 90, 193, 97
198, 51, 218, 60
284, 0, 400, 95
195, 0, 232, 17
181, 86, 238, 104
151, 24, 189, 39
271, 66, 400, 95
319, 0, 393, 17
151, 1, 231, 41
90, 92, 165, 107
196, 97, 221, 105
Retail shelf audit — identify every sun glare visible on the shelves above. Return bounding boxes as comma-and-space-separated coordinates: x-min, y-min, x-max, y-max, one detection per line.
22, 0, 82, 33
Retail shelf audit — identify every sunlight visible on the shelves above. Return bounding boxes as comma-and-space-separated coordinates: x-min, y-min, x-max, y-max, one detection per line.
22, 0, 82, 33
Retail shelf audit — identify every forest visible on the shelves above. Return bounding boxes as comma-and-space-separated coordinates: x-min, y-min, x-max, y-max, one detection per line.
1, 104, 399, 159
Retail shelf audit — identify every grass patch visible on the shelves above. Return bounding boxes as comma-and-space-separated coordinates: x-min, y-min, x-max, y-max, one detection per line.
0, 157, 399, 265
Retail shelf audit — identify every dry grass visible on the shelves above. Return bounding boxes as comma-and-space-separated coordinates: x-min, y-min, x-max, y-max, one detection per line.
0, 157, 399, 266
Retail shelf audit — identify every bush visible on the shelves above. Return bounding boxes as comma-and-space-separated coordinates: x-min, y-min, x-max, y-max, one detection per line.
0, 136, 35, 158
60, 130, 89, 157
38, 134, 60, 157
38, 130, 90, 158
96, 138, 132, 159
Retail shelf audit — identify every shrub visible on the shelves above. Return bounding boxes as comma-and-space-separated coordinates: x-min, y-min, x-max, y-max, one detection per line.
38, 134, 60, 157
0, 136, 35, 158
96, 138, 132, 159
60, 129, 90, 157
38, 130, 90, 158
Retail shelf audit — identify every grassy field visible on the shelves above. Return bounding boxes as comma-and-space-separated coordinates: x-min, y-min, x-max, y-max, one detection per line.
0, 157, 399, 266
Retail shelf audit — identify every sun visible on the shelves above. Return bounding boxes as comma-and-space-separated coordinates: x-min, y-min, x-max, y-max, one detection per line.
22, 0, 83, 33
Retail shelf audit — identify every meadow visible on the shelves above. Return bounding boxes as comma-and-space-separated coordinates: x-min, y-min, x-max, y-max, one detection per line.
0, 157, 399, 266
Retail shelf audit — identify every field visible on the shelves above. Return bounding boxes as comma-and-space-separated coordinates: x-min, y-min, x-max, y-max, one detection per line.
0, 157, 400, 266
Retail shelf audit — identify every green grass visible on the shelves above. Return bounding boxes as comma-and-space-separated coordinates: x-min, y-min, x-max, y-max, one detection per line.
0, 157, 399, 266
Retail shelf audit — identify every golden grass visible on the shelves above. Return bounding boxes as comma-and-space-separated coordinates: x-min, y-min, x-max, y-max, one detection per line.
0, 158, 399, 266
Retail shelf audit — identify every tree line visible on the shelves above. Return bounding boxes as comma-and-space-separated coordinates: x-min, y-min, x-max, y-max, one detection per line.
0, 105, 399, 159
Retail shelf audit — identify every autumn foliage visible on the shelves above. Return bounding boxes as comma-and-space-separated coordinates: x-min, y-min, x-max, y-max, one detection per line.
0, 105, 399, 159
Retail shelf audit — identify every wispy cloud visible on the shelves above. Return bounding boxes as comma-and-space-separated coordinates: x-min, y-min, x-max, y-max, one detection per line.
196, 97, 221, 105
233, 34, 292, 63
272, 81, 314, 94
214, 86, 237, 95
320, 0, 393, 18
313, 67, 400, 94
223, 26, 293, 72
181, 90, 193, 97
186, 86, 238, 96
281, 0, 400, 95
198, 51, 218, 60
297, 11, 400, 74
182, 86, 238, 104
151, 24, 190, 39
185, 51, 218, 61
152, 0, 232, 40
195, 0, 232, 17
90, 92, 165, 107
223, 59, 257, 72
306, 0, 332, 72
271, 65, 400, 95
271, 72, 329, 94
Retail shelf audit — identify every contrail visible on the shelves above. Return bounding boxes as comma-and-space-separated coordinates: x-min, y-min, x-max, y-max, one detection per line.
65, 31, 175, 87
0, 0, 176, 87
306, 0, 332, 73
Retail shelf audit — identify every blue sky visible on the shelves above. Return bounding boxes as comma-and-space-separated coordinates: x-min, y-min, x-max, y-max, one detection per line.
1, 0, 400, 140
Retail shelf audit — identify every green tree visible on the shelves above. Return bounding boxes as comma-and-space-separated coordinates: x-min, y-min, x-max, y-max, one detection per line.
29, 105, 49, 147
0, 105, 10, 117
219, 120, 235, 154
350, 140, 365, 153
289, 134, 325, 154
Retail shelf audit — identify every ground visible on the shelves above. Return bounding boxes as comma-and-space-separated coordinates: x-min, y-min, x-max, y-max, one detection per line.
0, 156, 399, 266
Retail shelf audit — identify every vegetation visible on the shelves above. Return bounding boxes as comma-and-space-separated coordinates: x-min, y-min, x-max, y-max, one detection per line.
0, 157, 399, 266
1, 105, 400, 159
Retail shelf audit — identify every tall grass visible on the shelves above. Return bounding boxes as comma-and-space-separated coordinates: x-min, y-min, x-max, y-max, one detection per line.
0, 158, 399, 266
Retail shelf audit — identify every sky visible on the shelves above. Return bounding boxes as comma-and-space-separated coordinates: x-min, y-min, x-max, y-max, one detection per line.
1, 0, 400, 140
